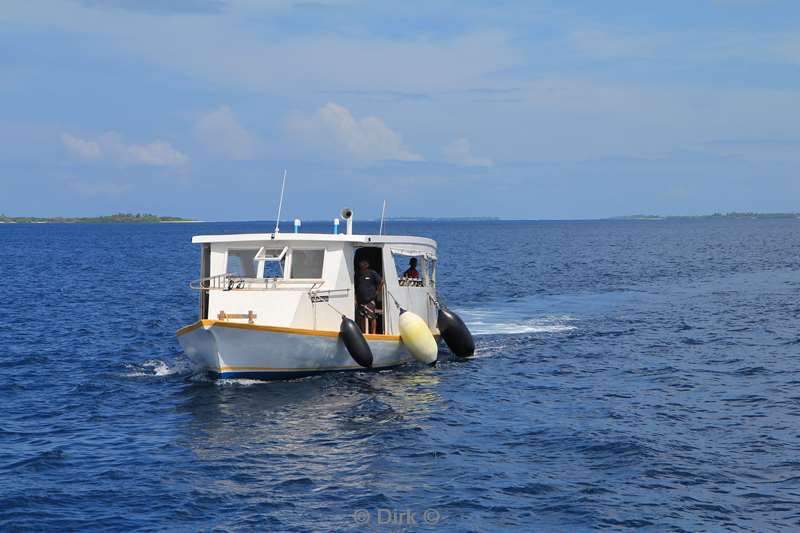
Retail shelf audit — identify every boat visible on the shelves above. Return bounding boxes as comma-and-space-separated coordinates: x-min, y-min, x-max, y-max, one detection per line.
176, 208, 474, 380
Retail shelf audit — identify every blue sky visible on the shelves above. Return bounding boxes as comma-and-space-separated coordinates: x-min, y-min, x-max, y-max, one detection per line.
2, 0, 799, 220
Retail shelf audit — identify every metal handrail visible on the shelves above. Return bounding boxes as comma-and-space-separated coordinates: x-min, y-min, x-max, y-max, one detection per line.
308, 287, 350, 298
189, 273, 324, 292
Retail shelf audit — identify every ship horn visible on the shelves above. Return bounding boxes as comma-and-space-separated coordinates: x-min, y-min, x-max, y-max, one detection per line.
340, 316, 373, 368
437, 308, 475, 357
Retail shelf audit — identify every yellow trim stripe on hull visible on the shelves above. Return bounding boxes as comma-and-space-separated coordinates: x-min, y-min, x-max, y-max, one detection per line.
176, 319, 404, 341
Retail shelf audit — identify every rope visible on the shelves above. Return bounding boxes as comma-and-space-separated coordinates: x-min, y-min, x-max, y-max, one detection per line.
313, 287, 443, 318
385, 288, 403, 312
306, 286, 348, 317
428, 291, 446, 310
320, 297, 347, 317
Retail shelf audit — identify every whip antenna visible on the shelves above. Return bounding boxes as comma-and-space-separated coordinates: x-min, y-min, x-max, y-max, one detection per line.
274, 169, 287, 233
379, 199, 387, 235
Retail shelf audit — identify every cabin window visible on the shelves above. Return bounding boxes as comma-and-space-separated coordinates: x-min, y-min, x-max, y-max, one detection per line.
263, 260, 284, 279
290, 249, 325, 279
395, 255, 425, 287
392, 249, 433, 287
255, 246, 287, 279
226, 249, 259, 278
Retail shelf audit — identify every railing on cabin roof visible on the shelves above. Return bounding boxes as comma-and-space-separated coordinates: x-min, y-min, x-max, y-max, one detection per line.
189, 273, 324, 292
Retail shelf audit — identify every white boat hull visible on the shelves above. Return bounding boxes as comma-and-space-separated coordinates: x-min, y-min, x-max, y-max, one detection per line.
177, 320, 418, 379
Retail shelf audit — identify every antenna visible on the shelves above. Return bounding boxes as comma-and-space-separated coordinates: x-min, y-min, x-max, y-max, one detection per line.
274, 169, 287, 233
379, 199, 387, 235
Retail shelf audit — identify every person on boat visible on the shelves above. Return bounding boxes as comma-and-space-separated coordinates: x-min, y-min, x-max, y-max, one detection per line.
402, 258, 420, 279
355, 260, 383, 334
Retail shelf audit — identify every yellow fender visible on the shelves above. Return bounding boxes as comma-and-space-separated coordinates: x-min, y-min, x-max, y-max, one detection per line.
398, 310, 438, 364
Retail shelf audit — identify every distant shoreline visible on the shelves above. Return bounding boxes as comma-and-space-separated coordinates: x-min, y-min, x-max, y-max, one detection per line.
0, 213, 199, 224
613, 212, 800, 220
2, 212, 797, 224
381, 216, 501, 222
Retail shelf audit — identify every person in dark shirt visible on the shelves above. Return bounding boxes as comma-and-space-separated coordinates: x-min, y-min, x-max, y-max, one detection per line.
402, 258, 419, 279
355, 260, 383, 333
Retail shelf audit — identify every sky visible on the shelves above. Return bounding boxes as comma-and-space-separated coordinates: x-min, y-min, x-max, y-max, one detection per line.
1, 0, 799, 220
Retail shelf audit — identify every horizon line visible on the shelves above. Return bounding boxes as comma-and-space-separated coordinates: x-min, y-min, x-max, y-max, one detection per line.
3, 211, 800, 224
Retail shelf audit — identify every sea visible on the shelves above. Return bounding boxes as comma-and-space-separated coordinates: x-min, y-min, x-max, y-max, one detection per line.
1, 219, 799, 532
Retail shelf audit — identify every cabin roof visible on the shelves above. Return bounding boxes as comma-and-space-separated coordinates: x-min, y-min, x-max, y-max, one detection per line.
191, 232, 437, 250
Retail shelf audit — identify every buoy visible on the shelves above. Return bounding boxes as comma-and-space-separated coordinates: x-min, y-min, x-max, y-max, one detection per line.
340, 316, 373, 368
437, 308, 475, 357
398, 309, 438, 364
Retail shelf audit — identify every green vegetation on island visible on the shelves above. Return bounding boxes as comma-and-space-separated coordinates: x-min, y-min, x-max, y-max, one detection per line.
0, 213, 197, 223
616, 212, 800, 220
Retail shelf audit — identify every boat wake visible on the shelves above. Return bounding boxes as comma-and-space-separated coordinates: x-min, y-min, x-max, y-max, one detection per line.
122, 358, 197, 378
454, 300, 578, 336
460, 310, 576, 335
215, 378, 275, 387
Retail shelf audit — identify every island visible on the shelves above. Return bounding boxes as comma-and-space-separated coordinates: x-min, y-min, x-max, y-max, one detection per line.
615, 212, 800, 220
0, 213, 198, 223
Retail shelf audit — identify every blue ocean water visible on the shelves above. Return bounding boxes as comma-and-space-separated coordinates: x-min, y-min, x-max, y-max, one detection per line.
2, 219, 800, 531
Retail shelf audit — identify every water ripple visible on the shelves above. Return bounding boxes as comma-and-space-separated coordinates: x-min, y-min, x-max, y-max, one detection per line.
2, 220, 800, 531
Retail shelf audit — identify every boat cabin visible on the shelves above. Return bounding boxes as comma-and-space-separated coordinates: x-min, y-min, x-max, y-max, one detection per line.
189, 229, 439, 336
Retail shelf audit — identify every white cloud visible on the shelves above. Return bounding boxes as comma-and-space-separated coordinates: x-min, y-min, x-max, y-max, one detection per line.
73, 0, 229, 15
61, 132, 188, 167
195, 105, 257, 160
61, 133, 102, 160
442, 138, 493, 167
127, 140, 189, 166
287, 102, 423, 162
0, 3, 521, 94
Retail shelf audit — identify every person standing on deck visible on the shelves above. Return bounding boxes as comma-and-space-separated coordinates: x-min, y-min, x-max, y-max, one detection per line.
403, 258, 420, 279
355, 260, 383, 334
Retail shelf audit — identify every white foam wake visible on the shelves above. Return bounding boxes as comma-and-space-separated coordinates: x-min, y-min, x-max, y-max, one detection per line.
215, 378, 271, 387
455, 307, 577, 336
123, 358, 194, 377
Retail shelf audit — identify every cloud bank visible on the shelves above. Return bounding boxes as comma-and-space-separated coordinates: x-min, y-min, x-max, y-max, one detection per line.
61, 132, 188, 167
286, 102, 423, 162
73, 0, 229, 15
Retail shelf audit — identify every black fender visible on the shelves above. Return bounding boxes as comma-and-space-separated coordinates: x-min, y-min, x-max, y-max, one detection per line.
437, 308, 475, 357
340, 316, 373, 368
